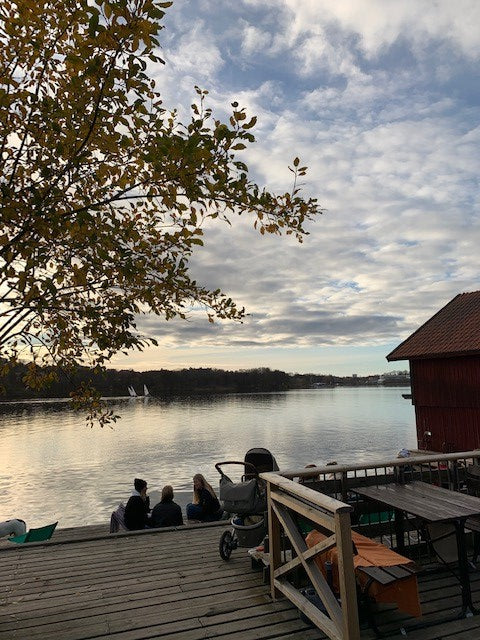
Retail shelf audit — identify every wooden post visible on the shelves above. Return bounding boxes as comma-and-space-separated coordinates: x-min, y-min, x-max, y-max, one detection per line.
341, 471, 348, 502
451, 460, 459, 491
267, 482, 282, 600
335, 511, 361, 640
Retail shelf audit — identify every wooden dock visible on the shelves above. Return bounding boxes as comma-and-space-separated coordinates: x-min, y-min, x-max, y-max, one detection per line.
2, 524, 480, 639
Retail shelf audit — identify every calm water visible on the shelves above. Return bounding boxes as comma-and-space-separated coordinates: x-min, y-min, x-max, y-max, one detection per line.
0, 387, 416, 527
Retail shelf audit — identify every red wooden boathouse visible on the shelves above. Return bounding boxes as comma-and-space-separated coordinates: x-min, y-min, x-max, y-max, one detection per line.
387, 291, 480, 453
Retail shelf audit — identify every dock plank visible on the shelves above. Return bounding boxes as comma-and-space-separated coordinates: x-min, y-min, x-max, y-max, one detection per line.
2, 524, 480, 639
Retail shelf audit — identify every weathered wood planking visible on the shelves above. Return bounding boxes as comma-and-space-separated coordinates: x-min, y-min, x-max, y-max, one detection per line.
353, 481, 480, 521
0, 524, 327, 640
2, 524, 480, 639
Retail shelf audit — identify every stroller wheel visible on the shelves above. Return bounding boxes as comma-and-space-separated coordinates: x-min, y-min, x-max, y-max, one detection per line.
219, 530, 235, 561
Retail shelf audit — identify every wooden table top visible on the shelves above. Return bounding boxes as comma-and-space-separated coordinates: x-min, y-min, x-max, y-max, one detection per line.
353, 481, 480, 522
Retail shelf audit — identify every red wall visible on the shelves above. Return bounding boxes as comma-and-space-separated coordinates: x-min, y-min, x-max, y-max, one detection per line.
415, 406, 480, 452
411, 356, 480, 452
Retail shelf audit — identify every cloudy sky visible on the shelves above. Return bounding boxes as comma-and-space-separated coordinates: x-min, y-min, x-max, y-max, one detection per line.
110, 0, 480, 376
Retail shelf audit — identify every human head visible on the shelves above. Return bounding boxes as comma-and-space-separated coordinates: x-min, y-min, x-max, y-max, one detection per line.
326, 461, 339, 480
134, 478, 147, 494
161, 485, 174, 502
193, 474, 205, 491
299, 463, 319, 484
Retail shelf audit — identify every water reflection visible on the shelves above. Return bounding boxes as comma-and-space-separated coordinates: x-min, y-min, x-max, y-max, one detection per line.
0, 388, 416, 527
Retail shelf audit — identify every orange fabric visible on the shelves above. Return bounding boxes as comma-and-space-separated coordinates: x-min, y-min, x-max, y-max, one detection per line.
305, 530, 422, 618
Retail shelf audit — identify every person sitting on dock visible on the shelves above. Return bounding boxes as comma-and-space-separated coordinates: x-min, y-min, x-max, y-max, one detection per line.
0, 518, 26, 538
124, 478, 151, 530
298, 463, 321, 484
150, 485, 184, 528
186, 473, 223, 522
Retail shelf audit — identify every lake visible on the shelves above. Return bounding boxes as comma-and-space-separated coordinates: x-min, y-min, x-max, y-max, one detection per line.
0, 387, 416, 527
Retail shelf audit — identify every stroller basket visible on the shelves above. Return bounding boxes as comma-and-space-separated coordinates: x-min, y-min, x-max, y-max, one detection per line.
231, 516, 266, 547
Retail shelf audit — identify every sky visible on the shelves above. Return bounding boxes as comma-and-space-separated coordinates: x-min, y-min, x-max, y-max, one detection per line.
109, 0, 480, 376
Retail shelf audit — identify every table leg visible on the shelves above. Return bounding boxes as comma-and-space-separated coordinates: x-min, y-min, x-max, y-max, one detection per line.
394, 508, 405, 553
395, 520, 478, 633
454, 519, 478, 616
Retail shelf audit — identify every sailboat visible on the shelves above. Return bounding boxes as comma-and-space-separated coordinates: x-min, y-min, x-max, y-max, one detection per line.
127, 384, 150, 398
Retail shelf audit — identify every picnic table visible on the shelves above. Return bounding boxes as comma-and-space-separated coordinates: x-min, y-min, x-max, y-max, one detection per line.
306, 528, 421, 613
352, 480, 480, 617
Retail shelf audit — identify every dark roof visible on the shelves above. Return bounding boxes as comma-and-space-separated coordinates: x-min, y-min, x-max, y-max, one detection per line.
387, 291, 480, 361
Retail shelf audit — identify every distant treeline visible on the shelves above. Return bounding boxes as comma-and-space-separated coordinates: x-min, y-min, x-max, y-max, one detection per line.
0, 360, 405, 400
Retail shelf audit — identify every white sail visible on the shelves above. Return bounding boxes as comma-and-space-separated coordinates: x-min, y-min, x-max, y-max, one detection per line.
128, 386, 137, 397
143, 384, 150, 397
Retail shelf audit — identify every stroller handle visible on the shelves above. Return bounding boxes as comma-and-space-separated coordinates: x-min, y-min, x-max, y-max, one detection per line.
215, 461, 259, 477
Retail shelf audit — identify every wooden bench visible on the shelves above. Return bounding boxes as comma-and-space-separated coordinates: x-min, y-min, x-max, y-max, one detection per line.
356, 564, 417, 637
305, 529, 420, 636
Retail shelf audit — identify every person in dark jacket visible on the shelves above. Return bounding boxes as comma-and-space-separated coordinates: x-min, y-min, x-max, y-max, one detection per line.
186, 473, 223, 521
124, 478, 151, 530
150, 485, 184, 528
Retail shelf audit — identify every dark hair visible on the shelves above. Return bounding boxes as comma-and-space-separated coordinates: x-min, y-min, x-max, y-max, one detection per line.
134, 478, 147, 492
161, 485, 174, 502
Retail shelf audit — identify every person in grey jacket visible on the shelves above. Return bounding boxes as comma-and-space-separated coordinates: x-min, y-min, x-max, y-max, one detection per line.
0, 518, 26, 538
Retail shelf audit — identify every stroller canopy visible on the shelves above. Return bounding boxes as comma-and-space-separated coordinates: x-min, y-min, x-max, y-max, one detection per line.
244, 448, 278, 474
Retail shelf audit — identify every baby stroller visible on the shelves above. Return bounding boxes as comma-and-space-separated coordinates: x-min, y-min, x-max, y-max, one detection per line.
216, 447, 278, 561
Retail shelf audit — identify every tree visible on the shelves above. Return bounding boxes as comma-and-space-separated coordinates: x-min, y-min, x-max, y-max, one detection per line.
0, 0, 321, 420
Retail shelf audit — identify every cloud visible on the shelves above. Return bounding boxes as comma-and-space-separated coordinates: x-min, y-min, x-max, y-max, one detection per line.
274, 0, 480, 62
115, 0, 480, 375
161, 19, 224, 79
240, 23, 273, 57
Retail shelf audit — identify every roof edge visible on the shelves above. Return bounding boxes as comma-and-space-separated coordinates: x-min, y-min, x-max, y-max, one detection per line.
388, 349, 480, 362
386, 293, 463, 361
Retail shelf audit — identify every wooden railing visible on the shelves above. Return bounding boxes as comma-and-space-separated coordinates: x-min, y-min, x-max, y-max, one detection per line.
261, 449, 480, 640
261, 472, 361, 640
